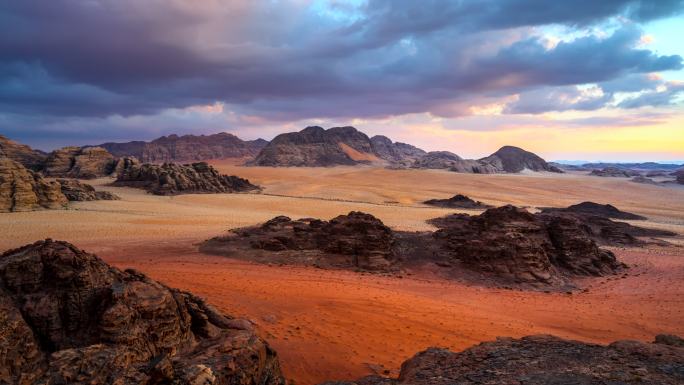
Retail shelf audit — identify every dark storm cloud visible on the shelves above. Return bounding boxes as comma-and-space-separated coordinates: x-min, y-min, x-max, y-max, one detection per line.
0, 0, 683, 143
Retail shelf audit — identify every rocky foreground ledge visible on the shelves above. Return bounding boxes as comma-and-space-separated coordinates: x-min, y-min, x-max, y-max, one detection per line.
322, 334, 684, 385
0, 240, 284, 385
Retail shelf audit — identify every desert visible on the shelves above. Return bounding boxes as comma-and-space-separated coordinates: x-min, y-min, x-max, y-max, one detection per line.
3, 2, 684, 384
1, 161, 683, 384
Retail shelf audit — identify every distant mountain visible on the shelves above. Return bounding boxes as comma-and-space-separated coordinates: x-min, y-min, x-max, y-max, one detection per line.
581, 162, 683, 171
479, 146, 562, 173
97, 132, 268, 163
0, 134, 47, 171
250, 126, 426, 167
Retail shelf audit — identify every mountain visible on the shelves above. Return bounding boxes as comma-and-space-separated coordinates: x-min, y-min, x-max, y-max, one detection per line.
582, 162, 683, 171
251, 126, 426, 167
97, 132, 268, 163
0, 158, 67, 212
43, 146, 117, 179
0, 134, 47, 171
479, 146, 562, 173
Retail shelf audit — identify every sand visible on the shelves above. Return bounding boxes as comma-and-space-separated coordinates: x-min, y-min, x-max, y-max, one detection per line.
1, 165, 683, 384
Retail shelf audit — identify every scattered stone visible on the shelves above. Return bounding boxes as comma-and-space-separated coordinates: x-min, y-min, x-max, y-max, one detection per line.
113, 161, 260, 195
321, 334, 684, 385
540, 201, 647, 220
57, 179, 120, 201
423, 194, 492, 209
0, 239, 285, 385
0, 158, 67, 212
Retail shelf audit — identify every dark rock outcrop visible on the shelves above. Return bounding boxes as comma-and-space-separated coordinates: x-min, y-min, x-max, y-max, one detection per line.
323, 334, 684, 385
57, 179, 120, 201
631, 175, 660, 185
201, 212, 397, 271
479, 146, 562, 173
0, 158, 67, 212
0, 134, 47, 171
675, 170, 684, 184
113, 162, 259, 195
43, 146, 116, 179
430, 206, 623, 287
423, 194, 492, 209
590, 167, 641, 177
0, 239, 284, 385
540, 201, 647, 220
98, 133, 268, 163
411, 151, 463, 169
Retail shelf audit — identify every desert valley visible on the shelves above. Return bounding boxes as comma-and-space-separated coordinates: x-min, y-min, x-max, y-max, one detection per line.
1, 127, 683, 384
2, 2, 684, 384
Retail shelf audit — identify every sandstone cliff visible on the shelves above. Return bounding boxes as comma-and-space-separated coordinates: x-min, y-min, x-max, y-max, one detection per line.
43, 146, 116, 179
0, 158, 67, 212
0, 134, 47, 171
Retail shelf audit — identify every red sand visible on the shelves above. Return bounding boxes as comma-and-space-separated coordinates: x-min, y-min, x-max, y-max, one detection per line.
88, 238, 684, 385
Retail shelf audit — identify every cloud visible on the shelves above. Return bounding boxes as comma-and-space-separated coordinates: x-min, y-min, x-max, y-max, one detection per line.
0, 0, 683, 145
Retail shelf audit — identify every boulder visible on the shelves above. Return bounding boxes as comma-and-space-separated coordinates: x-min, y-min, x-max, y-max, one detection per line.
0, 239, 285, 385
113, 162, 260, 195
0, 158, 67, 212
322, 334, 684, 385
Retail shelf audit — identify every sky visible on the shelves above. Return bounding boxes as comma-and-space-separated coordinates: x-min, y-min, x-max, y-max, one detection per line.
1, 0, 683, 161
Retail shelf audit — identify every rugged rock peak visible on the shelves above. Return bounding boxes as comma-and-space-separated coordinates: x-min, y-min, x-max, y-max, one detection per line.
370, 135, 426, 166
480, 145, 562, 173
0, 239, 285, 385
43, 146, 116, 179
541, 201, 647, 220
113, 161, 260, 195
0, 134, 47, 171
251, 126, 426, 167
98, 133, 267, 163
423, 194, 492, 209
201, 211, 397, 271
590, 167, 641, 177
0, 158, 68, 212
57, 179, 120, 201
430, 205, 624, 287
322, 334, 684, 385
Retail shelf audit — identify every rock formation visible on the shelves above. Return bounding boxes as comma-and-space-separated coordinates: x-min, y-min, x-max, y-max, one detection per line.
113, 161, 260, 195
631, 175, 660, 185
0, 134, 47, 171
57, 179, 120, 201
323, 334, 684, 385
411, 151, 463, 169
423, 194, 492, 209
430, 205, 624, 287
251, 126, 426, 167
370, 135, 426, 167
479, 146, 563, 173
590, 167, 641, 177
201, 212, 397, 271
675, 169, 684, 184
43, 146, 116, 179
0, 158, 67, 212
540, 201, 647, 220
0, 239, 284, 385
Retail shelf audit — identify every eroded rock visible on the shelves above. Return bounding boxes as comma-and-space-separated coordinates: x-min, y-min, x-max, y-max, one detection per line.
0, 158, 67, 212
113, 162, 260, 195
423, 194, 492, 209
43, 146, 116, 179
322, 334, 684, 385
540, 201, 647, 220
0, 240, 284, 385
57, 179, 120, 201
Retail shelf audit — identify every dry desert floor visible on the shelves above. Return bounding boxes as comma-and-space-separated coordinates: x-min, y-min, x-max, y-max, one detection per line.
1, 163, 683, 384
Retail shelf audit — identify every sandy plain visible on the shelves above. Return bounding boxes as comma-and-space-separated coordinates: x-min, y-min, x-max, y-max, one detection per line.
1, 163, 683, 384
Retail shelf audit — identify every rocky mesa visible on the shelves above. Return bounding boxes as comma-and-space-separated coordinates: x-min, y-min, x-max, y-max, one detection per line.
0, 134, 47, 171
43, 146, 117, 179
0, 158, 67, 212
0, 239, 284, 385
